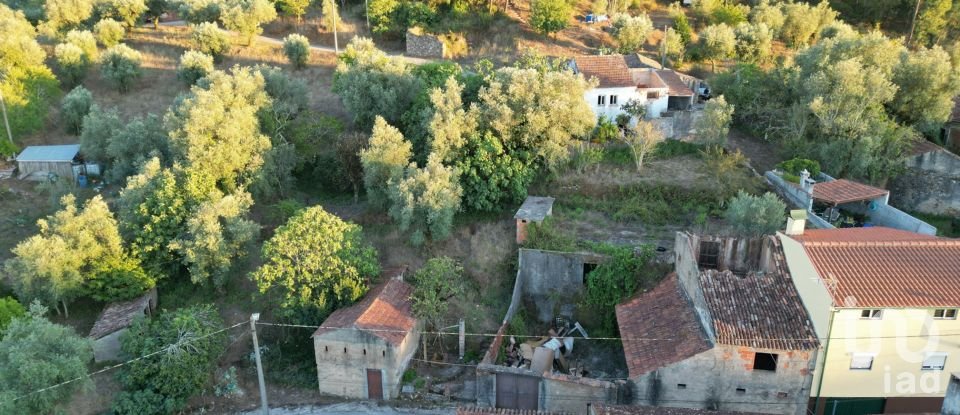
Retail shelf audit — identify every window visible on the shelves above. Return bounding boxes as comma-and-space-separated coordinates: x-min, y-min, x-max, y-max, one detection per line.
363, 349, 367, 355
610, 95, 618, 105
934, 309, 958, 319
597, 95, 606, 106
382, 350, 386, 357
753, 352, 779, 372
324, 346, 329, 352
850, 353, 874, 370
922, 353, 947, 370
777, 392, 789, 399
698, 241, 720, 269
582, 262, 598, 284
735, 388, 746, 394
344, 347, 347, 353
647, 91, 658, 99
677, 384, 687, 389
860, 309, 883, 320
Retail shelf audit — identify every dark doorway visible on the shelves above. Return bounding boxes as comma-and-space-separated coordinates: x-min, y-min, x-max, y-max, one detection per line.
366, 368, 383, 400
753, 352, 778, 371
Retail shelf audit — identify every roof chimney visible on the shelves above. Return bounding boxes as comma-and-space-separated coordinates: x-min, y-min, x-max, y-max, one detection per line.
785, 209, 807, 236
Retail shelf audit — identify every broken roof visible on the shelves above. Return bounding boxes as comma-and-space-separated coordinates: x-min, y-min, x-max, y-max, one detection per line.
615, 273, 712, 378
787, 227, 960, 308
515, 196, 555, 222
89, 289, 156, 339
699, 238, 819, 351
312, 268, 416, 345
811, 179, 889, 205
16, 144, 81, 163
591, 404, 765, 415
572, 55, 635, 88
655, 70, 694, 97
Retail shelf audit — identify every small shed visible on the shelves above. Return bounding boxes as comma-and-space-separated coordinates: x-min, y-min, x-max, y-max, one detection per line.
89, 288, 157, 362
311, 268, 420, 400
16, 144, 81, 181
514, 196, 555, 244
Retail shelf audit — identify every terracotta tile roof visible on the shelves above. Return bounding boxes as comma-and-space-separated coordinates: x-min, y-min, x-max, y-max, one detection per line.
573, 55, 635, 88
592, 403, 764, 415
811, 179, 889, 205
312, 269, 416, 345
699, 238, 819, 351
656, 70, 694, 96
788, 228, 960, 308
457, 407, 568, 415
89, 289, 156, 339
615, 273, 711, 378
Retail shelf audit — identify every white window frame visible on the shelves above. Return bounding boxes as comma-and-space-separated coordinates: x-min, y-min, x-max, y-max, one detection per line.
850, 353, 875, 370
934, 309, 958, 320
860, 309, 883, 320
597, 95, 606, 106
921, 352, 947, 371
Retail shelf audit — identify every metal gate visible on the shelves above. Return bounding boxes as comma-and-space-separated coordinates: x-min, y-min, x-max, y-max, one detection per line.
824, 398, 885, 415
495, 373, 539, 410
366, 369, 383, 400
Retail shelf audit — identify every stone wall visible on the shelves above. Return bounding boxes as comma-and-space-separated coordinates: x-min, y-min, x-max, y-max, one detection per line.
650, 109, 703, 140
313, 326, 421, 399
406, 29, 444, 58
889, 149, 960, 216
475, 362, 626, 414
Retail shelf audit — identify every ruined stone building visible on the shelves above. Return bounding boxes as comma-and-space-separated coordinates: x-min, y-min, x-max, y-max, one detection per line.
615, 233, 819, 415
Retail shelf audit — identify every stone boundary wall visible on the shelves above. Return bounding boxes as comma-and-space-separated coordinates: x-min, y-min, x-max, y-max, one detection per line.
406, 29, 444, 58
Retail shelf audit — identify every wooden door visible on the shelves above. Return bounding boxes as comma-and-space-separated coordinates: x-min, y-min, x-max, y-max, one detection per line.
366, 369, 383, 400
495, 373, 539, 410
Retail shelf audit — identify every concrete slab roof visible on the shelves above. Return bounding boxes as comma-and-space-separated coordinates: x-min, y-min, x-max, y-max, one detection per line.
16, 144, 81, 162
514, 196, 555, 222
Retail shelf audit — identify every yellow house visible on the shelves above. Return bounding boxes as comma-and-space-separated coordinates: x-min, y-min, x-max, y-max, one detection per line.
779, 225, 960, 415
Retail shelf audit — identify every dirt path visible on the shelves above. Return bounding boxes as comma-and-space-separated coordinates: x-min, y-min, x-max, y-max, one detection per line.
726, 127, 783, 173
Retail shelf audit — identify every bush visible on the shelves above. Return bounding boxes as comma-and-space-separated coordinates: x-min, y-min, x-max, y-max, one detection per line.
191, 22, 229, 61
84, 258, 155, 302
592, 115, 619, 143
0, 297, 25, 334
176, 50, 215, 85
99, 44, 142, 93
776, 157, 821, 178
54, 42, 91, 88
438, 32, 468, 59
61, 86, 94, 135
65, 29, 98, 61
94, 18, 125, 47
282, 34, 310, 69
724, 190, 786, 237
0, 140, 20, 158
653, 139, 702, 158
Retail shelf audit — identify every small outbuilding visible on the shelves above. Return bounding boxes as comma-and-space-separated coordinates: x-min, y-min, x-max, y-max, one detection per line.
89, 288, 157, 362
15, 144, 82, 181
312, 268, 420, 400
514, 196, 555, 244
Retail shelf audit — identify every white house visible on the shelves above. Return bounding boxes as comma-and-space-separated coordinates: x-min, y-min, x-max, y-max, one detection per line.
570, 55, 694, 122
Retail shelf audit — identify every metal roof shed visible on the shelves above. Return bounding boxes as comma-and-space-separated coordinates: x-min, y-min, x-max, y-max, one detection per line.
16, 144, 81, 181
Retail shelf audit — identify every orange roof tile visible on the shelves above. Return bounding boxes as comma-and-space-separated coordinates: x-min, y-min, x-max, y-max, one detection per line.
573, 55, 635, 88
312, 269, 416, 345
811, 179, 889, 205
656, 70, 694, 96
615, 273, 711, 378
789, 228, 960, 308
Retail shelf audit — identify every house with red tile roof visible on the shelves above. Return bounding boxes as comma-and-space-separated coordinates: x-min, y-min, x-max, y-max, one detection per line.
615, 232, 818, 415
778, 223, 960, 413
569, 55, 685, 121
311, 267, 420, 400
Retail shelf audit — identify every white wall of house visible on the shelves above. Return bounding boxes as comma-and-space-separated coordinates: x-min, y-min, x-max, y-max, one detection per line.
583, 86, 639, 120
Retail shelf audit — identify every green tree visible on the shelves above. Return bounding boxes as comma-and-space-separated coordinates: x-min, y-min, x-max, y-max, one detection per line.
337, 131, 368, 203
367, 0, 398, 34
220, 0, 277, 45
80, 104, 122, 165
176, 50, 215, 85
4, 195, 126, 316
427, 76, 477, 162
98, 0, 147, 28
914, 0, 952, 47
144, 0, 168, 28
0, 297, 25, 334
611, 13, 653, 54
66, 29, 99, 61
277, 0, 310, 23
693, 95, 734, 145
530, 0, 571, 37
42, 0, 93, 32
169, 192, 259, 286
583, 244, 654, 336
54, 43, 90, 88
454, 130, 534, 211
320, 0, 340, 31
711, 2, 748, 26
105, 114, 170, 183
251, 205, 379, 323
100, 43, 142, 93
191, 22, 230, 61
61, 85, 93, 135
781, 2, 821, 48
0, 302, 92, 415
724, 191, 786, 237
750, 0, 784, 36
672, 7, 693, 44
282, 34, 310, 69
890, 45, 960, 134
174, 0, 221, 23
697, 23, 736, 71
622, 120, 663, 172
0, 5, 59, 139
360, 116, 413, 207
734, 22, 772, 64
113, 305, 225, 415
410, 256, 464, 359
663, 27, 685, 66
94, 18, 125, 47
387, 155, 462, 245
83, 257, 155, 302
332, 37, 420, 129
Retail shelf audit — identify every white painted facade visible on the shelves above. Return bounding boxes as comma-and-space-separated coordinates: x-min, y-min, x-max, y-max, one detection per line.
583, 84, 669, 121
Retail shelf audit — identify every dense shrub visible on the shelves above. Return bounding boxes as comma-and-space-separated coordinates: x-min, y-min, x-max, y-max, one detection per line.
282, 34, 310, 69
776, 158, 821, 182
191, 22, 229, 61
176, 50, 215, 85
99, 43, 142, 93
60, 86, 94, 135
94, 18, 125, 47
54, 42, 91, 87
724, 191, 786, 237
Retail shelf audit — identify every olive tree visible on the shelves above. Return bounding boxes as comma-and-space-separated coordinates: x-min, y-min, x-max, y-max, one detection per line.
42, 0, 94, 32
360, 116, 413, 207
724, 191, 786, 237
282, 34, 310, 69
65, 29, 98, 61
219, 0, 277, 45
621, 120, 663, 172
60, 85, 93, 135
697, 23, 736, 71
410, 256, 465, 359
97, 0, 147, 28
79, 105, 122, 164
332, 37, 420, 129
175, 0, 221, 23
191, 22, 230, 61
99, 43, 142, 93
176, 50, 215, 84
890, 45, 960, 134
734, 22, 772, 64
610, 13, 653, 54
277, 0, 309, 23
387, 155, 462, 245
94, 18, 125, 47
54, 42, 91, 88
530, 0, 571, 37
693, 95, 734, 145
0, 5, 60, 138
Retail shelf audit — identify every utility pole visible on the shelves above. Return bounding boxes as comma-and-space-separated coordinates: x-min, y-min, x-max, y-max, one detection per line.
250, 313, 269, 415
365, 0, 370, 30
908, 0, 922, 46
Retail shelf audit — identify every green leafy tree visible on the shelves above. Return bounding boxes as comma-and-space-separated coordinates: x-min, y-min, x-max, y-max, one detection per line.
334, 131, 368, 204
332, 37, 420, 129
100, 43, 142, 93
61, 85, 93, 135
220, 0, 277, 45
750, 0, 783, 36
251, 205, 379, 323
697, 23, 736, 71
454, 130, 534, 211
169, 192, 259, 286
4, 195, 126, 316
622, 120, 663, 172
672, 8, 693, 44
530, 0, 571, 37
144, 0, 168, 28
0, 302, 92, 415
80, 104, 122, 165
410, 256, 464, 359
66, 29, 99, 61
890, 45, 960, 134
611, 13, 653, 54
694, 95, 734, 145
277, 0, 310, 23
780, 2, 821, 48
0, 297, 25, 334
367, 0, 398, 34
98, 0, 147, 28
174, 0, 221, 23
105, 114, 170, 183
94, 18, 125, 47
914, 0, 952, 47
360, 116, 413, 207
54, 42, 91, 88
583, 244, 654, 336
176, 50, 215, 84
724, 191, 786, 237
0, 5, 59, 139
42, 0, 94, 32
282, 34, 310, 69
191, 22, 230, 61
320, 0, 340, 31
83, 257, 155, 302
427, 76, 477, 161
711, 2, 748, 26
113, 305, 225, 415
387, 155, 462, 245
691, 0, 719, 23
734, 22, 772, 64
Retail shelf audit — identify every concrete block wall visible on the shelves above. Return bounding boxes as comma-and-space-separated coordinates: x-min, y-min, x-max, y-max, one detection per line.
313, 328, 420, 399
890, 150, 960, 216
516, 249, 606, 323
405, 29, 444, 58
